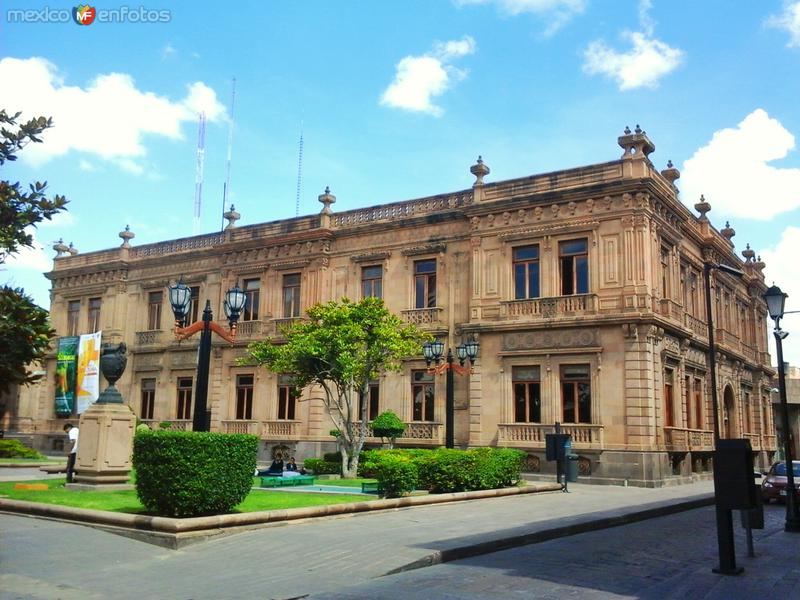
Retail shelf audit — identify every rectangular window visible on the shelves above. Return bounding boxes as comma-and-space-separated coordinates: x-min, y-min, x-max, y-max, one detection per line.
685, 376, 692, 429
743, 391, 751, 434
148, 291, 162, 330
360, 381, 380, 421
277, 374, 297, 420
283, 274, 301, 318
176, 377, 193, 420
513, 366, 541, 423
689, 273, 699, 316
140, 378, 155, 420
67, 300, 80, 336
188, 286, 200, 323
513, 246, 540, 300
561, 364, 591, 424
236, 374, 254, 420
243, 278, 260, 322
559, 239, 589, 295
412, 370, 435, 421
664, 369, 674, 427
762, 402, 769, 436
694, 378, 704, 429
661, 248, 670, 299
88, 297, 101, 332
414, 259, 437, 309
362, 266, 383, 299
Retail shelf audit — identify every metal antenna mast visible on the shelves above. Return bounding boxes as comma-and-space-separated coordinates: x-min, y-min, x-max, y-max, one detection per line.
295, 119, 304, 217
193, 112, 206, 235
221, 77, 236, 231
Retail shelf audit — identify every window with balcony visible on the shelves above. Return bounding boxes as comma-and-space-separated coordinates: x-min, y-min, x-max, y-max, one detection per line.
67, 300, 80, 336
559, 239, 588, 295
513, 366, 541, 423
412, 369, 434, 421
140, 378, 155, 420
362, 266, 383, 299
660, 247, 670, 299
414, 259, 436, 309
561, 364, 591, 423
277, 374, 297, 420
762, 401, 770, 436
236, 374, 254, 420
148, 291, 162, 330
513, 246, 540, 300
684, 375, 692, 429
689, 272, 699, 316
176, 377, 192, 420
743, 390, 751, 434
187, 286, 200, 323
694, 378, 704, 429
359, 380, 380, 421
283, 274, 301, 318
88, 297, 101, 332
243, 278, 260, 322
664, 369, 675, 427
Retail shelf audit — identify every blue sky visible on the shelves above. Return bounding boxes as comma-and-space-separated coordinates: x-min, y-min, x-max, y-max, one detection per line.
1, 0, 799, 362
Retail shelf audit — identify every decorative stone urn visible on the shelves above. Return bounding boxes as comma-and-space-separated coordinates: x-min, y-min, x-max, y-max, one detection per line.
73, 343, 136, 488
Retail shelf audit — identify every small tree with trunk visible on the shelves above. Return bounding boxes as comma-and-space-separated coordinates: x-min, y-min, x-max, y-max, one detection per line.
371, 410, 406, 449
246, 297, 428, 478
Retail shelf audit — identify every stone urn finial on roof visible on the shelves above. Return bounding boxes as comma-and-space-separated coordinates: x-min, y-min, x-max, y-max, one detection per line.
119, 224, 135, 248
53, 238, 69, 257
720, 221, 735, 241
470, 155, 490, 186
223, 204, 240, 230
67, 242, 78, 255
694, 195, 711, 221
742, 243, 755, 263
660, 159, 680, 186
318, 186, 336, 215
618, 124, 655, 159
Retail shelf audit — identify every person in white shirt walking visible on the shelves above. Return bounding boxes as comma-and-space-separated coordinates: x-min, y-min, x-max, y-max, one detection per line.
63, 423, 79, 483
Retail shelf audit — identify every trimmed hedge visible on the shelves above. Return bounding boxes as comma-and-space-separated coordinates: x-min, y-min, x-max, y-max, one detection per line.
375, 453, 418, 497
0, 439, 45, 459
366, 447, 525, 495
304, 458, 341, 475
132, 430, 258, 518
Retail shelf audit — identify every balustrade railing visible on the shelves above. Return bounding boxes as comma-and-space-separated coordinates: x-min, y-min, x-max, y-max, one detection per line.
401, 307, 443, 326
664, 427, 714, 451
235, 320, 265, 338
744, 432, 762, 451
658, 298, 684, 321
501, 294, 598, 319
498, 423, 603, 447
221, 420, 260, 435
684, 313, 707, 338
263, 420, 300, 437
135, 330, 163, 346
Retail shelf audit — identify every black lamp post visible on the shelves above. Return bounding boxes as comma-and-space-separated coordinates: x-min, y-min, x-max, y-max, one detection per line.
763, 284, 800, 532
423, 337, 479, 448
703, 260, 745, 574
167, 280, 247, 432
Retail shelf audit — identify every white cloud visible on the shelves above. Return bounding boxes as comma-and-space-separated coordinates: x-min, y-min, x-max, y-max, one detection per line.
680, 109, 800, 220
4, 228, 52, 272
0, 57, 226, 168
454, 0, 586, 34
582, 0, 683, 90
39, 211, 76, 228
78, 159, 95, 172
766, 1, 800, 47
380, 36, 476, 117
161, 43, 177, 60
761, 226, 800, 366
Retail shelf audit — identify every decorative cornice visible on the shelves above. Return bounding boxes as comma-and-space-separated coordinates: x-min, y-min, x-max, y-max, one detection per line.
401, 243, 446, 257
499, 220, 600, 242
351, 251, 392, 263
270, 258, 312, 271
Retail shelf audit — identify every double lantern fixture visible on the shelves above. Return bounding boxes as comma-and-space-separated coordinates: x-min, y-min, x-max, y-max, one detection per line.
167, 280, 248, 343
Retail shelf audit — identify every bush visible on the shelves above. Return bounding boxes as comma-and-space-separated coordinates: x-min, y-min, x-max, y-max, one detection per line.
0, 439, 45, 459
371, 411, 405, 447
375, 453, 418, 498
303, 457, 341, 475
322, 452, 342, 463
132, 430, 258, 517
359, 448, 431, 477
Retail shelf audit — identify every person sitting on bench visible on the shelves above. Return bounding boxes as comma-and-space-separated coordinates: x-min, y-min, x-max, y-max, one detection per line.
258, 454, 284, 477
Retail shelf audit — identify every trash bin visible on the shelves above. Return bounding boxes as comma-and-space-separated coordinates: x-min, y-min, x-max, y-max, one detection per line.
566, 454, 579, 482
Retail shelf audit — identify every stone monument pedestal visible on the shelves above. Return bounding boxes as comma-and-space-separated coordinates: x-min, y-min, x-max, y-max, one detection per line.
73, 399, 136, 486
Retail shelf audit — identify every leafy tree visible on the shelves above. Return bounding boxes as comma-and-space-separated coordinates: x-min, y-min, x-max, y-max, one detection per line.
371, 410, 406, 449
0, 110, 68, 391
246, 297, 429, 478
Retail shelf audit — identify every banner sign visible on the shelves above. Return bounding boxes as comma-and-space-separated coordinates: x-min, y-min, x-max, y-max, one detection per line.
54, 336, 79, 415
76, 331, 102, 414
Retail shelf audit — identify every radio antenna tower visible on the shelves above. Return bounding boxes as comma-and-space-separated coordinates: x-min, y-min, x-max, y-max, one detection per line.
295, 119, 304, 217
221, 77, 236, 231
193, 112, 206, 235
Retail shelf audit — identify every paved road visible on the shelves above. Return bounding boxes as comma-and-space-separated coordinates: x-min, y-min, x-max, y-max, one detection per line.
313, 503, 800, 600
1, 480, 715, 600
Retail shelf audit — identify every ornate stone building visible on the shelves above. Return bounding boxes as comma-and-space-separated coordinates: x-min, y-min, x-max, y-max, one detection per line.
13, 128, 777, 486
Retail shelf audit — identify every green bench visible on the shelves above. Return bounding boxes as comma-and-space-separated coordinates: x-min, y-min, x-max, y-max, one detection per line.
361, 481, 382, 494
260, 475, 315, 488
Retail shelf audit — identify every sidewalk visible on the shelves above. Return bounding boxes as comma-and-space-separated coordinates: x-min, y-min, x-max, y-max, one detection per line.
0, 480, 716, 600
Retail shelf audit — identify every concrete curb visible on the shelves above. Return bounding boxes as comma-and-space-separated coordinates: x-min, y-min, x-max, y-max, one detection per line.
0, 482, 563, 548
384, 493, 716, 575
0, 462, 62, 469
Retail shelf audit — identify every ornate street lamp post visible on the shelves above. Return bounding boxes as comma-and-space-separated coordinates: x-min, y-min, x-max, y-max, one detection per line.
167, 280, 247, 432
763, 284, 800, 532
423, 337, 479, 449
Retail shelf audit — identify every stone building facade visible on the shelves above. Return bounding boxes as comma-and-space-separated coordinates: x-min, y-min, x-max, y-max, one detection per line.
13, 128, 777, 486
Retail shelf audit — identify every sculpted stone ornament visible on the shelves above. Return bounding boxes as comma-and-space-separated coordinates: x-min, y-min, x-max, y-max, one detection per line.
97, 342, 128, 404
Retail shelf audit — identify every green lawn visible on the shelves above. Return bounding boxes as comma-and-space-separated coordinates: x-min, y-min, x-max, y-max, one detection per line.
0, 457, 66, 464
319, 478, 377, 487
0, 478, 370, 515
